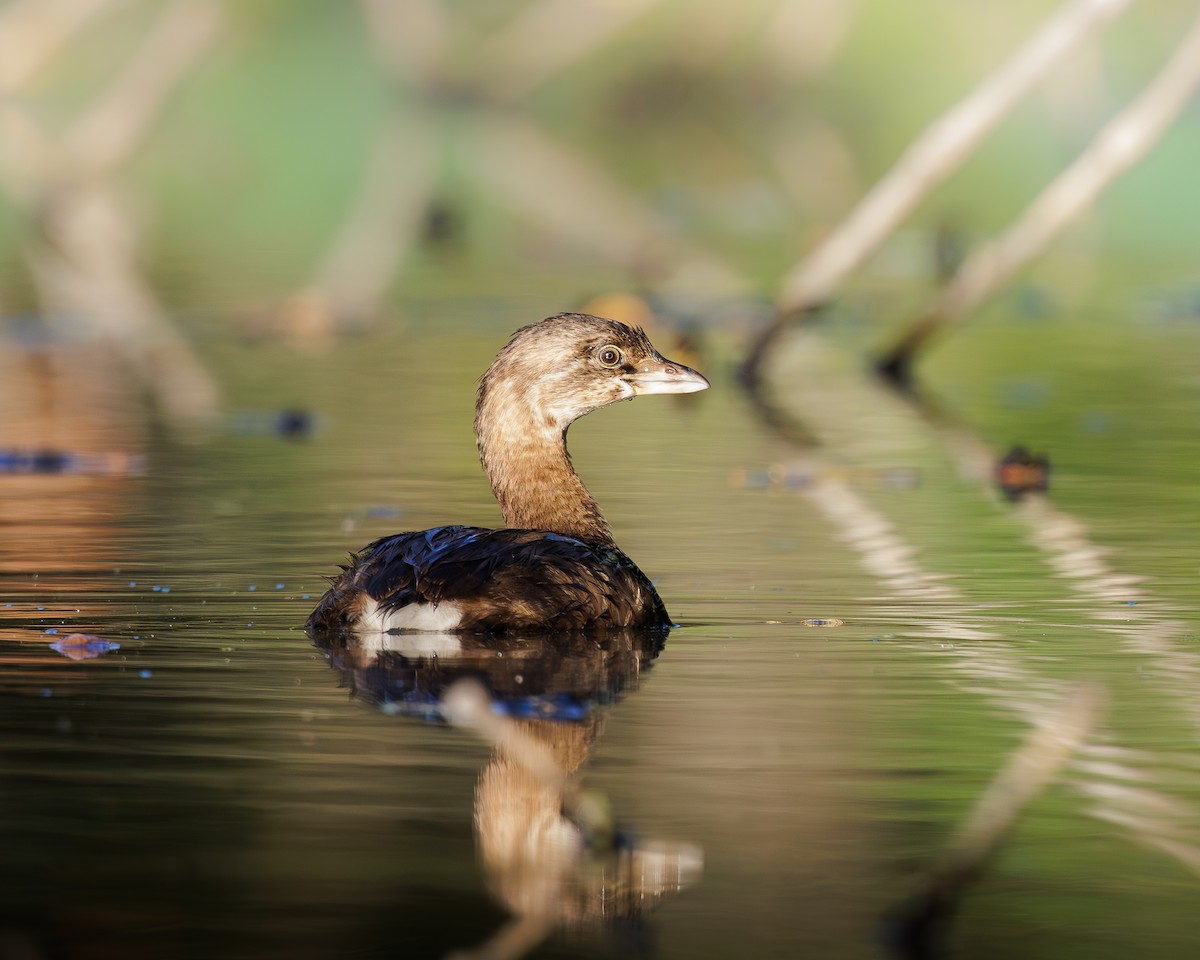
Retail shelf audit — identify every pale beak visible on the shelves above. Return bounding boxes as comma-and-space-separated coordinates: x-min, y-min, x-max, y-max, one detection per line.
627, 355, 710, 395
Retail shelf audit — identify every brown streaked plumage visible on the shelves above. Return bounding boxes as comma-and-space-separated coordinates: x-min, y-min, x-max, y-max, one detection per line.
307, 313, 709, 634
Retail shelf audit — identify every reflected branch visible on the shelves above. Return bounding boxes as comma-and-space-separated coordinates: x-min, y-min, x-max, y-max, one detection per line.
767, 331, 1200, 892
888, 683, 1106, 959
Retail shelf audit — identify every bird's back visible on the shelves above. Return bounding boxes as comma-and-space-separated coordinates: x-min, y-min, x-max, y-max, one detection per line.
306, 525, 670, 634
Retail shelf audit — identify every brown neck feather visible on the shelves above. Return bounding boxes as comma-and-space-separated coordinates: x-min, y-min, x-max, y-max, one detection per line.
475, 376, 613, 545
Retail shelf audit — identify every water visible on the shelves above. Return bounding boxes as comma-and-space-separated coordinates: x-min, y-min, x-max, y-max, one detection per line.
3, 304, 1200, 959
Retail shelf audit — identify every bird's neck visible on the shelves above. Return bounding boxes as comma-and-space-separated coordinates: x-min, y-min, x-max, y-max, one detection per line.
476, 387, 613, 544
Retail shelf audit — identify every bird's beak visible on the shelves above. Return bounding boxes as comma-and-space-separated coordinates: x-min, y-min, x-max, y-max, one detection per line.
627, 355, 710, 396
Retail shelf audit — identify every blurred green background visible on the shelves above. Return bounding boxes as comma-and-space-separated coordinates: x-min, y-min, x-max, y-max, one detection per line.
4, 0, 1199, 318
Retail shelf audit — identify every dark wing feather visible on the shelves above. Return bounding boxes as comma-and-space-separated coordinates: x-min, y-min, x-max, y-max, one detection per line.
306, 525, 669, 633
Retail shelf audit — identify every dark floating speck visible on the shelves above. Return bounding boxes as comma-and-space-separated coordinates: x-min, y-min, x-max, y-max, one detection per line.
229, 409, 318, 440
276, 409, 315, 439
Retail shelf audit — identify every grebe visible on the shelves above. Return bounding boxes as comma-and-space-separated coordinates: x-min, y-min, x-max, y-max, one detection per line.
307, 313, 709, 634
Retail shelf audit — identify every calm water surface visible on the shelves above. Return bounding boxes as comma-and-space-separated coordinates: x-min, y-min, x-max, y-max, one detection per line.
2, 304, 1199, 959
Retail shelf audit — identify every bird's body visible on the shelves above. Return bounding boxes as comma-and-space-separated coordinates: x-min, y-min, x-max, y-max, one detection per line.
307, 313, 708, 634
307, 526, 666, 633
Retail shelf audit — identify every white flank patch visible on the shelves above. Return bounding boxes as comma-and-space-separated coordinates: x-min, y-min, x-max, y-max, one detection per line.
358, 597, 464, 635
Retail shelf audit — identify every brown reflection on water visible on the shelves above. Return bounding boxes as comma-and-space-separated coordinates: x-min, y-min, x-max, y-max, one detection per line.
312, 626, 701, 959
0, 344, 145, 663
0, 344, 144, 575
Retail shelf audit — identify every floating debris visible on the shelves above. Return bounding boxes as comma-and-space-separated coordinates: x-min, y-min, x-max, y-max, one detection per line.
999, 377, 1052, 408
1137, 284, 1200, 324
995, 445, 1050, 502
730, 463, 920, 491
364, 504, 404, 519
0, 449, 144, 476
50, 633, 121, 661
229, 409, 318, 440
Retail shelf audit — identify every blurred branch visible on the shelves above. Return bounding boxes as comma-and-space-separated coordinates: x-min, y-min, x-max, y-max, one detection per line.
293, 0, 738, 330
0, 0, 224, 429
480, 0, 669, 102
472, 114, 746, 295
358, 0, 445, 85
0, 106, 52, 205
27, 189, 223, 428
0, 0, 131, 196
879, 5, 1200, 385
307, 112, 439, 329
66, 0, 223, 178
742, 0, 1132, 389
276, 0, 445, 335
0, 0, 130, 93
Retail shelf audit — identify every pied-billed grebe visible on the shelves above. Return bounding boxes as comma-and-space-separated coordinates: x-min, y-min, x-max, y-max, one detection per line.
307, 313, 709, 634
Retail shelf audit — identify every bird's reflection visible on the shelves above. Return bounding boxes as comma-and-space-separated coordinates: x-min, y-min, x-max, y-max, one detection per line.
310, 627, 703, 960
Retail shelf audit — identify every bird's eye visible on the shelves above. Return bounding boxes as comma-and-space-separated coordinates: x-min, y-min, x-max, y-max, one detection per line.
597, 345, 623, 368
